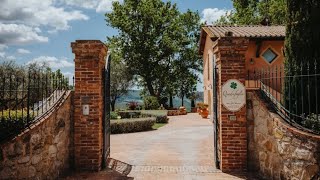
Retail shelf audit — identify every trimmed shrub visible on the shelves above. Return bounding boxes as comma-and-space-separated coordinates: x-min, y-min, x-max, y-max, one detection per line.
111, 117, 156, 134
154, 115, 169, 123
118, 111, 141, 119
143, 96, 159, 110
141, 111, 169, 123
110, 111, 118, 119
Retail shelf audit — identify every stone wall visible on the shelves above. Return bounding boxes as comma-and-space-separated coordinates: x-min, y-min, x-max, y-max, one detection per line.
247, 91, 320, 180
0, 91, 73, 180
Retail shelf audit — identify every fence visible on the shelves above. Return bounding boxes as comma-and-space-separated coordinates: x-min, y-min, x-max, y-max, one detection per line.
246, 61, 320, 135
0, 69, 71, 143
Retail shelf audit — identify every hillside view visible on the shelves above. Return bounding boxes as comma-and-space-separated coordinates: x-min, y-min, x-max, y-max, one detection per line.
115, 90, 204, 111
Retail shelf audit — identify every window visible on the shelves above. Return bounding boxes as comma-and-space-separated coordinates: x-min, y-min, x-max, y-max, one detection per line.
262, 48, 278, 63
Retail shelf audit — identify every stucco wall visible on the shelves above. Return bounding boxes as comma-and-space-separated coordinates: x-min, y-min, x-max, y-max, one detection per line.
203, 35, 214, 117
245, 40, 284, 73
247, 91, 320, 180
0, 91, 73, 180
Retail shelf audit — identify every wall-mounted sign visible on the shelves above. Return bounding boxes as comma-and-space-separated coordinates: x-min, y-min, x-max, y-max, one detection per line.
222, 79, 246, 112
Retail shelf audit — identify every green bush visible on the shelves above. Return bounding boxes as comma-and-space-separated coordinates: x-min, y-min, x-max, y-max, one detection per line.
141, 111, 169, 123
111, 117, 156, 134
143, 96, 159, 110
118, 111, 141, 118
110, 111, 118, 119
0, 110, 35, 139
302, 114, 320, 133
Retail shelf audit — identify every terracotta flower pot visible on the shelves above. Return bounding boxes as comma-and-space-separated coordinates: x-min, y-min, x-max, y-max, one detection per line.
200, 109, 209, 118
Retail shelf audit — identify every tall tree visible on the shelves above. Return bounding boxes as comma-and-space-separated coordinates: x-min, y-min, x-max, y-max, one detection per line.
217, 0, 286, 25
105, 0, 201, 102
108, 39, 134, 111
284, 0, 320, 121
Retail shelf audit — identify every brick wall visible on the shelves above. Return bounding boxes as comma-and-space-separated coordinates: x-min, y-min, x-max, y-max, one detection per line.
71, 40, 107, 171
214, 37, 249, 172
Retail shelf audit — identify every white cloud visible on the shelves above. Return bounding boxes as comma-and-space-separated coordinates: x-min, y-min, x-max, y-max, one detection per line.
28, 56, 74, 69
0, 24, 48, 45
56, 0, 122, 13
201, 8, 229, 25
0, 52, 5, 58
17, 48, 31, 54
0, 0, 89, 31
0, 44, 8, 51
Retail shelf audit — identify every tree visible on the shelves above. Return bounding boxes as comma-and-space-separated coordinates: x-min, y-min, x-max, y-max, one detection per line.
108, 39, 134, 111
284, 0, 320, 122
105, 0, 201, 103
176, 71, 197, 107
216, 0, 286, 25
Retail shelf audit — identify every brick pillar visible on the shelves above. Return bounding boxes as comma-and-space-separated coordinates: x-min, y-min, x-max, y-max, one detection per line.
215, 37, 249, 172
71, 40, 107, 171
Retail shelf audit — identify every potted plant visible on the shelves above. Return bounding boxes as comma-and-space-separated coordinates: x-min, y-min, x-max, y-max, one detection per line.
196, 102, 204, 114
196, 102, 209, 118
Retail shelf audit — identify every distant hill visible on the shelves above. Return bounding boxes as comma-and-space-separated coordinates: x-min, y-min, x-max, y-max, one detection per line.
115, 90, 204, 111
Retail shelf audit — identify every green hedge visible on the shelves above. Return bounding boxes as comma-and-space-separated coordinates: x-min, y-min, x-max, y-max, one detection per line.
111, 117, 156, 134
117, 111, 141, 119
0, 110, 35, 140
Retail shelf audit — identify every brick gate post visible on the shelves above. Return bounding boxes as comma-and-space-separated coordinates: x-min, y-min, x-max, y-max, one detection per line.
215, 37, 249, 172
71, 40, 107, 171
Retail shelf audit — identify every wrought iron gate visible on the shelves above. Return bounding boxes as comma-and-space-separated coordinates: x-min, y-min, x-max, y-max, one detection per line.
213, 65, 220, 169
102, 55, 111, 168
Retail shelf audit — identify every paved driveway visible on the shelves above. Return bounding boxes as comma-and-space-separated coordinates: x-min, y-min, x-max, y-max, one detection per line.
111, 113, 257, 179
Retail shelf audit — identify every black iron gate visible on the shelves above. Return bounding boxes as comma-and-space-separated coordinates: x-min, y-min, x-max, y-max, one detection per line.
213, 65, 220, 169
102, 55, 111, 168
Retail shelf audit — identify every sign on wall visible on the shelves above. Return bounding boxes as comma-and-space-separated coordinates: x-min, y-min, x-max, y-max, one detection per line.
222, 79, 246, 112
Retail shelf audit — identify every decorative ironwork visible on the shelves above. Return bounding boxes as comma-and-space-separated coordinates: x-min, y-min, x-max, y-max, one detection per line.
246, 60, 320, 135
0, 69, 70, 143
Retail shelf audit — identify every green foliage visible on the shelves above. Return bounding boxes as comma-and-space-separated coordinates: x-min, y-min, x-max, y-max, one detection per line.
105, 0, 202, 100
143, 96, 160, 110
216, 0, 286, 25
110, 118, 156, 134
110, 111, 119, 119
284, 0, 320, 125
0, 110, 35, 139
118, 111, 141, 119
108, 43, 134, 111
302, 114, 320, 133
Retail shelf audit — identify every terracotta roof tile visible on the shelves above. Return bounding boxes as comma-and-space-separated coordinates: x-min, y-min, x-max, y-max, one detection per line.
203, 25, 285, 39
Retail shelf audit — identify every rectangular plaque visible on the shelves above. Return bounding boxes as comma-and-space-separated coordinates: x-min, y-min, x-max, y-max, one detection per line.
229, 115, 237, 121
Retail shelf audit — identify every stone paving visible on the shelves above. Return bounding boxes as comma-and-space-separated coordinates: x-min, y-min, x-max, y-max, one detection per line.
111, 113, 259, 180
63, 113, 260, 180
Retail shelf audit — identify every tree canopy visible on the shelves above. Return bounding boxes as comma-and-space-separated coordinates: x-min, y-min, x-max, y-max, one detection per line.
105, 0, 201, 105
217, 0, 286, 25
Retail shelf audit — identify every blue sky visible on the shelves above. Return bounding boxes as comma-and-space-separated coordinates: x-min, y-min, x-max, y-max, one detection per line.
0, 0, 232, 88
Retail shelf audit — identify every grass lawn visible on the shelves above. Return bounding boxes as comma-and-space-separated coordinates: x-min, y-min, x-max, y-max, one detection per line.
152, 123, 167, 130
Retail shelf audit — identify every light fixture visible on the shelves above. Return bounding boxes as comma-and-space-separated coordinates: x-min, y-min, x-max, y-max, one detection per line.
250, 58, 254, 65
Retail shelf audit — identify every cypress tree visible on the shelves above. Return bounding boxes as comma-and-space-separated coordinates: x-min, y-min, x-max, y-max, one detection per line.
284, 0, 320, 126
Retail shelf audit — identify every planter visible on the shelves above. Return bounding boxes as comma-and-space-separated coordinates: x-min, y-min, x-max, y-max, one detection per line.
200, 109, 209, 118
191, 107, 197, 113
179, 106, 187, 115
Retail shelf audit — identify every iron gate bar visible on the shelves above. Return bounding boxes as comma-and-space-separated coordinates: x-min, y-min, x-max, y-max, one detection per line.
102, 54, 111, 169
213, 65, 220, 169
